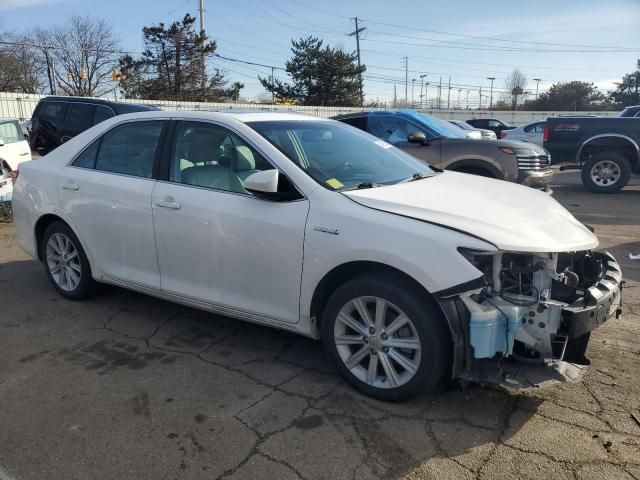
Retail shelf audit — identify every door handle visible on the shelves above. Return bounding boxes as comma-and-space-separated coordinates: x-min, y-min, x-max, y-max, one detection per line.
61, 182, 79, 191
154, 198, 181, 210
19, 152, 29, 156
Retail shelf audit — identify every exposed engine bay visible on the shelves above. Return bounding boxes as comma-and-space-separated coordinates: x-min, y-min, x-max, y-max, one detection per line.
457, 249, 623, 369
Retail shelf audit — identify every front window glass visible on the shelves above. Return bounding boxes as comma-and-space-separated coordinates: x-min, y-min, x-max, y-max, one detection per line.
247, 120, 435, 191
368, 115, 427, 145
66, 103, 96, 132
169, 121, 273, 193
417, 114, 467, 138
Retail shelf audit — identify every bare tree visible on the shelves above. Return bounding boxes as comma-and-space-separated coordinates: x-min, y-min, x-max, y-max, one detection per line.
0, 32, 45, 93
48, 16, 120, 97
504, 69, 527, 110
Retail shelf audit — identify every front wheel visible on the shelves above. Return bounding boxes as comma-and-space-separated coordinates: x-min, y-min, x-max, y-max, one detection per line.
581, 152, 631, 193
42, 221, 96, 300
321, 275, 450, 401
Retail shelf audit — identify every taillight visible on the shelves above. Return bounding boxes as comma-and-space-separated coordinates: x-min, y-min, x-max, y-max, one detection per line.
10, 170, 19, 185
543, 125, 549, 142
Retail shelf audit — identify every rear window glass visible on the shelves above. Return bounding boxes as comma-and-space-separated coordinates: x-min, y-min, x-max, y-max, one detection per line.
66, 103, 96, 132
0, 121, 21, 143
93, 105, 115, 125
38, 102, 67, 124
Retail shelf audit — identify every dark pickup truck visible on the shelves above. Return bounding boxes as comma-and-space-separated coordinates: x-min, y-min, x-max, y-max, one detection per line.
544, 116, 640, 193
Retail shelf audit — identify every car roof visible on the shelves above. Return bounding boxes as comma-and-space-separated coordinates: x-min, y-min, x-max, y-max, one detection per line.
110, 110, 332, 123
38, 96, 159, 112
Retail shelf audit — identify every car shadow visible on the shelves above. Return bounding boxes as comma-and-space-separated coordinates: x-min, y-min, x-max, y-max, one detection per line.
0, 259, 543, 479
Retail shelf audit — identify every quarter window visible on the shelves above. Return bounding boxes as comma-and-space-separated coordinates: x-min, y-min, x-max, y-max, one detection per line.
169, 121, 273, 193
38, 102, 67, 125
93, 105, 116, 125
72, 140, 100, 169
94, 121, 164, 178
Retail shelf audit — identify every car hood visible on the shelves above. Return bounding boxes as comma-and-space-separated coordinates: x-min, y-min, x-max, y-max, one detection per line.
343, 171, 598, 253
441, 137, 545, 152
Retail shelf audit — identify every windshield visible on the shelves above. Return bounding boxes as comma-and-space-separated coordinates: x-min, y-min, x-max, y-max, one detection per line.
246, 120, 436, 190
416, 113, 467, 138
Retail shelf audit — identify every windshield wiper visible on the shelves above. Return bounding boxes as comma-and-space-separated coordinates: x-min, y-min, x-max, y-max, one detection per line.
341, 182, 381, 191
398, 172, 430, 183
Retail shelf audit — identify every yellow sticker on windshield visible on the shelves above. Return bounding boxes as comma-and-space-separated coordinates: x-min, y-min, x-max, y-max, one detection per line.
326, 178, 344, 189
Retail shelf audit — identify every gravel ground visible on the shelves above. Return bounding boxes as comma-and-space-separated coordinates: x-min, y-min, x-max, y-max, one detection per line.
0, 170, 638, 480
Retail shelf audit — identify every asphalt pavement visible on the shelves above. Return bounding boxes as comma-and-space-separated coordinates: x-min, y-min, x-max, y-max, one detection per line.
0, 170, 638, 480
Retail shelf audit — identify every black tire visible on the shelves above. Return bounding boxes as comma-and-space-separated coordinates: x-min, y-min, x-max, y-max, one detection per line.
581, 152, 631, 193
321, 274, 450, 401
41, 221, 96, 300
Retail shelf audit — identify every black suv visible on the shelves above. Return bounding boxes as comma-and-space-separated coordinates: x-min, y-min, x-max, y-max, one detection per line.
466, 118, 515, 138
29, 96, 160, 155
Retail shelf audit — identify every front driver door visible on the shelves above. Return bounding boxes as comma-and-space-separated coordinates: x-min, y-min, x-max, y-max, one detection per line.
152, 120, 309, 324
367, 114, 441, 167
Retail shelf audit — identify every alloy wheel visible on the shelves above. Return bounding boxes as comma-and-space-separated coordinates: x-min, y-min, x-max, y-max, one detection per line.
46, 233, 81, 292
334, 296, 422, 389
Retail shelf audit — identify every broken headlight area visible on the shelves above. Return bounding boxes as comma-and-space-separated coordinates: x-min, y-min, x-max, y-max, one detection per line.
456, 249, 622, 368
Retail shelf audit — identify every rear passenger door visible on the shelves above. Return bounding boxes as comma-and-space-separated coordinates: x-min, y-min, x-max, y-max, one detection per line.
151, 120, 309, 324
58, 120, 167, 288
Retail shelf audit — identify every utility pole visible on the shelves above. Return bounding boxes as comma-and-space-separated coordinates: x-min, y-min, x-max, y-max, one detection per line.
271, 66, 275, 104
411, 78, 416, 107
43, 48, 56, 95
466, 90, 469, 109
419, 74, 427, 108
348, 17, 366, 106
446, 76, 451, 109
437, 77, 442, 110
457, 88, 462, 109
479, 87, 482, 109
393, 84, 397, 108
198, 0, 207, 98
533, 78, 541, 99
486, 77, 495, 109
403, 56, 408, 105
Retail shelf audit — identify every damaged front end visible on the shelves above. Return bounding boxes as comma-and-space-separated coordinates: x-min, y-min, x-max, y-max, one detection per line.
438, 249, 623, 390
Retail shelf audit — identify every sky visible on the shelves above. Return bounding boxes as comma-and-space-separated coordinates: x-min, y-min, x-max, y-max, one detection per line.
1, 0, 639, 106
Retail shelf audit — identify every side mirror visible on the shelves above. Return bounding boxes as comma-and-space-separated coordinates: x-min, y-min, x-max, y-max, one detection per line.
407, 131, 426, 145
0, 138, 5, 147
245, 169, 301, 201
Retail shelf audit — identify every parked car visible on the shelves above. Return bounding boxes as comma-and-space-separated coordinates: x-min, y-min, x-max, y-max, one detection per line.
544, 116, 640, 193
333, 110, 552, 190
618, 105, 640, 117
501, 120, 545, 146
466, 118, 515, 138
12, 110, 622, 400
0, 118, 32, 201
29, 96, 160, 156
448, 120, 497, 140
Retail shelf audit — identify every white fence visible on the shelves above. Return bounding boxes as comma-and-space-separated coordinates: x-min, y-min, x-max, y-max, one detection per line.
0, 92, 619, 125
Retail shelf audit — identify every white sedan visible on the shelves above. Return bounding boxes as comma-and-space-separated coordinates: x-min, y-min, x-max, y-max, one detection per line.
0, 119, 32, 201
501, 120, 545, 146
12, 111, 622, 400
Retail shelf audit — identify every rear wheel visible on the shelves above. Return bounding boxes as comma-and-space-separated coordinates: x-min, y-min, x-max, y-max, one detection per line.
581, 152, 631, 193
321, 275, 450, 401
42, 221, 96, 300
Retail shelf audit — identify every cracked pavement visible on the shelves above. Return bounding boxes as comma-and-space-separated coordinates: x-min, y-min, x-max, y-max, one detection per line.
0, 171, 639, 480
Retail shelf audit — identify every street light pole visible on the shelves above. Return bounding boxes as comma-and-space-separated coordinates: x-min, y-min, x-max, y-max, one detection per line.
419, 74, 427, 108
486, 77, 495, 109
411, 78, 416, 107
533, 78, 541, 99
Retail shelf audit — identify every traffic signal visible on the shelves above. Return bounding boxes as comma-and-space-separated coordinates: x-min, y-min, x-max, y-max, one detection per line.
112, 68, 118, 81
66, 71, 72, 82
80, 68, 87, 80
